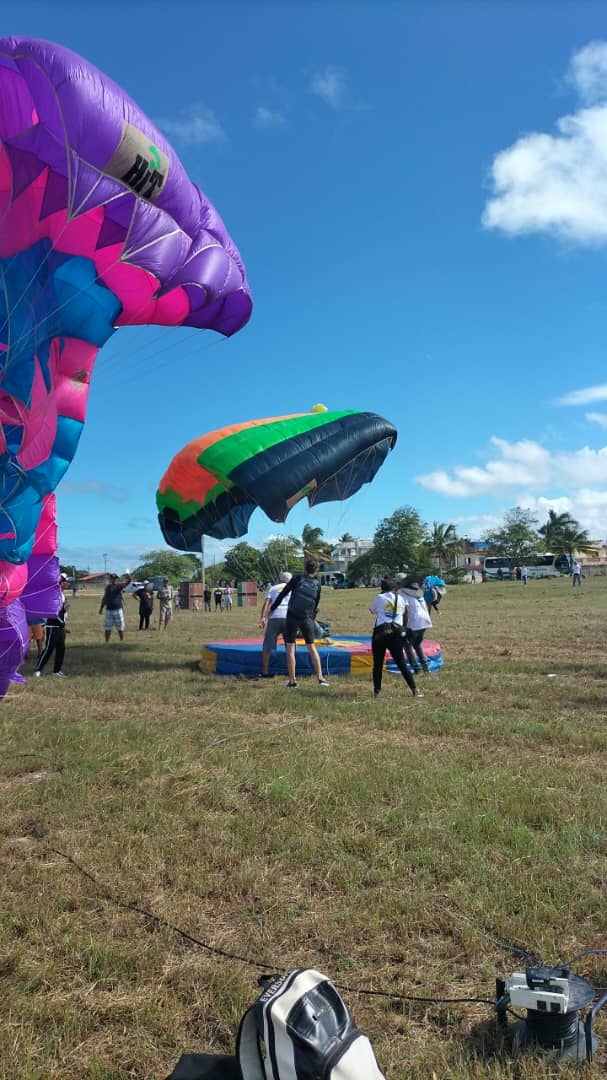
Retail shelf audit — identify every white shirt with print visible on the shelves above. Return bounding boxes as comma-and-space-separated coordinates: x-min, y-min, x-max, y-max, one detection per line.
266, 583, 290, 620
369, 590, 405, 628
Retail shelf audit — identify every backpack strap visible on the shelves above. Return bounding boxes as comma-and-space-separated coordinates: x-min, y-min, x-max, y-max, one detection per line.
236, 1007, 266, 1080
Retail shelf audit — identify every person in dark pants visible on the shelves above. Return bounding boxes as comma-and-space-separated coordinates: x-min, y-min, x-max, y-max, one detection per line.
204, 585, 212, 611
397, 578, 432, 674
135, 582, 154, 630
369, 578, 422, 698
34, 577, 70, 677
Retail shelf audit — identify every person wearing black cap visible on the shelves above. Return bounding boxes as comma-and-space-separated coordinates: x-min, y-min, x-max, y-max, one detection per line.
134, 581, 154, 630
398, 577, 432, 674
99, 572, 131, 641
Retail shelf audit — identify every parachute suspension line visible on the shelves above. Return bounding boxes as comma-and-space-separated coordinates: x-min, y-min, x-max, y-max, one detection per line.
101, 328, 228, 397
0, 215, 76, 341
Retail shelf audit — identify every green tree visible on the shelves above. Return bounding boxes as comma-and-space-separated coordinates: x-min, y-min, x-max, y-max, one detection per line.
538, 509, 577, 549
429, 521, 463, 573
223, 542, 261, 583
372, 506, 430, 573
483, 507, 540, 567
133, 549, 201, 584
259, 537, 302, 582
346, 547, 391, 585
300, 523, 334, 565
338, 532, 354, 543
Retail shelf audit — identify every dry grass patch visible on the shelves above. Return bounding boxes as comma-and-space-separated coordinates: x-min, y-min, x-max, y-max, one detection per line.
1, 579, 606, 1078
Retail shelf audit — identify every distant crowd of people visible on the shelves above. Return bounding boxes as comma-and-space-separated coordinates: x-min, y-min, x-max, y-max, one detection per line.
30, 553, 588, 686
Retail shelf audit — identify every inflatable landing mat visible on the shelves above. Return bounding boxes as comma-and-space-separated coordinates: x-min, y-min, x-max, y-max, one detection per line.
200, 635, 443, 678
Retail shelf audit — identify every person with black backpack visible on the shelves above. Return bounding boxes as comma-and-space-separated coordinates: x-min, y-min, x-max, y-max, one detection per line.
270, 559, 329, 688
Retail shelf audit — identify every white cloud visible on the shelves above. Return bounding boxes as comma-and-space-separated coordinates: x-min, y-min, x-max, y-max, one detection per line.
482, 41, 607, 243
254, 105, 286, 129
157, 103, 225, 145
515, 490, 607, 539
586, 411, 607, 427
415, 436, 607, 496
567, 41, 607, 105
558, 383, 607, 405
310, 66, 347, 109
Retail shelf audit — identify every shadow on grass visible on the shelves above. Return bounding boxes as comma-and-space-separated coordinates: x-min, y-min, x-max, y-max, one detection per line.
62, 643, 199, 675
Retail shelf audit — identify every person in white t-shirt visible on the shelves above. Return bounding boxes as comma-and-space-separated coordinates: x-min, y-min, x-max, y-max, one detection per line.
398, 578, 432, 674
369, 578, 422, 698
259, 572, 292, 678
572, 561, 582, 587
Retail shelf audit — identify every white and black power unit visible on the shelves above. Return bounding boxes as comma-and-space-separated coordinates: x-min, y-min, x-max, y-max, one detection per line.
495, 966, 607, 1062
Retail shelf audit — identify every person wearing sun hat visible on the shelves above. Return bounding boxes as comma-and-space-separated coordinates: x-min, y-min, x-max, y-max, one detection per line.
396, 575, 432, 674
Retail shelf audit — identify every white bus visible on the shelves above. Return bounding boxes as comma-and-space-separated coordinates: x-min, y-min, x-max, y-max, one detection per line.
484, 553, 568, 580
318, 571, 346, 588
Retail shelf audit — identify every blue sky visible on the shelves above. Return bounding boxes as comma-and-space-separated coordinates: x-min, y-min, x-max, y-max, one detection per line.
6, 1, 607, 572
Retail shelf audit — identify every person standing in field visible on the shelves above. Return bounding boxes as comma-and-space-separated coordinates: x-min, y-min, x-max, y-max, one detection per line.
224, 584, 233, 611
572, 560, 582, 587
520, 566, 528, 586
99, 572, 131, 642
134, 581, 154, 630
214, 586, 223, 611
396, 577, 432, 675
35, 573, 70, 676
204, 584, 212, 611
369, 578, 421, 699
259, 571, 291, 678
157, 578, 174, 629
270, 560, 328, 688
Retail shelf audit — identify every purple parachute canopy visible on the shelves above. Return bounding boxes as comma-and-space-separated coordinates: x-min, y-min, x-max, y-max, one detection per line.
0, 36, 252, 336
0, 39, 252, 697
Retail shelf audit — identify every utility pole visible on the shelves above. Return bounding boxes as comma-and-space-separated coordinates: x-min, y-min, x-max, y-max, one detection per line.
103, 552, 108, 579
200, 536, 206, 590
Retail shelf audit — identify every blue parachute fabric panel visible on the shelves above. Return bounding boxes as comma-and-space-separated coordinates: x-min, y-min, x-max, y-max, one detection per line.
0, 243, 119, 403
28, 415, 84, 494
53, 257, 121, 345
0, 479, 43, 563
159, 490, 256, 548
310, 436, 395, 507
227, 414, 398, 523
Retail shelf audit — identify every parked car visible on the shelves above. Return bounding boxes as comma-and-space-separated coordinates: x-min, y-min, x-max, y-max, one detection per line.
124, 581, 144, 594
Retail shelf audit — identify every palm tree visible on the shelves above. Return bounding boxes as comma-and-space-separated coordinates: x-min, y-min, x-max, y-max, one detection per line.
551, 525, 598, 567
429, 522, 462, 573
300, 523, 334, 566
338, 532, 354, 543
538, 509, 577, 548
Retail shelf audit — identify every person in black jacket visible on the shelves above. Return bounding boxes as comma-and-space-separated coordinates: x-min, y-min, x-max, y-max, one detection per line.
270, 560, 328, 688
34, 576, 70, 677
134, 582, 154, 630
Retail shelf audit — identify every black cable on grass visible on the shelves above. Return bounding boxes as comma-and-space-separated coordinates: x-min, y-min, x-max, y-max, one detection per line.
47, 847, 279, 972
437, 902, 541, 965
44, 846, 529, 1011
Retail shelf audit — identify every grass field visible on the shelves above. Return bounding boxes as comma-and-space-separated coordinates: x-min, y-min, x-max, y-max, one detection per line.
1, 577, 606, 1079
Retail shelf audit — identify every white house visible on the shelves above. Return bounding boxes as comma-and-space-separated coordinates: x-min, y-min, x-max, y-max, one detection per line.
330, 538, 373, 572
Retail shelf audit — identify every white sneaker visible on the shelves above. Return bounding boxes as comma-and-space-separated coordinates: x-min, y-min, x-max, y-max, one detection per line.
318, 678, 329, 687
33, 670, 41, 678
53, 671, 68, 678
